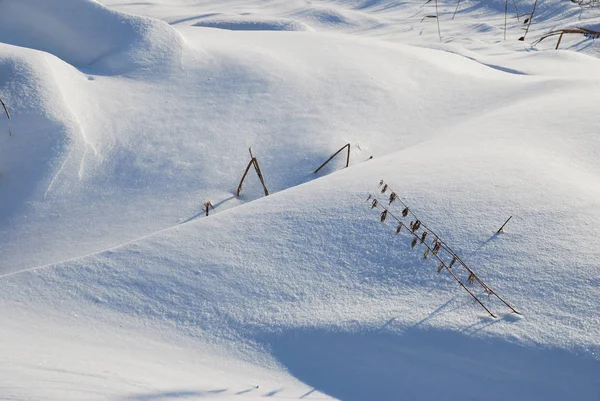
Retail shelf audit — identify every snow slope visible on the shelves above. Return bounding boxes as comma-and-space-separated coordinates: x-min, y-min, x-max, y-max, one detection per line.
1, 0, 599, 400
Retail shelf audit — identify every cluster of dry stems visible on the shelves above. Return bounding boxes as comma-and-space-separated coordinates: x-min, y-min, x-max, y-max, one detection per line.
368, 180, 519, 318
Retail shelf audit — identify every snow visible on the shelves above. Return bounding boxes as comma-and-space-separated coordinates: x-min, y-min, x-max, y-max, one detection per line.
1, 0, 599, 399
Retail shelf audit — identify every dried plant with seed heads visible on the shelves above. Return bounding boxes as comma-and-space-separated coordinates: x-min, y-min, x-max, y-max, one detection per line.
365, 180, 521, 318
449, 256, 457, 269
380, 210, 388, 222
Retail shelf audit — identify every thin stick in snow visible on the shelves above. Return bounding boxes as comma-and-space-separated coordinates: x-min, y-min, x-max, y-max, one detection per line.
237, 148, 270, 197
314, 143, 351, 174
497, 216, 513, 233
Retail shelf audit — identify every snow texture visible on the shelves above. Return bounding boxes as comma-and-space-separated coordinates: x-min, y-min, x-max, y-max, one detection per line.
0, 0, 599, 400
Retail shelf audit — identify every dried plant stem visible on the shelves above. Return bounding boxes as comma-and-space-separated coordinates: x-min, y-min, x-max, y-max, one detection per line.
372, 201, 496, 318
513, 0, 520, 21
497, 216, 513, 233
375, 181, 520, 315
237, 148, 270, 197
519, 0, 539, 41
237, 159, 255, 197
504, 0, 509, 40
532, 27, 600, 48
0, 97, 10, 120
204, 201, 214, 216
314, 143, 351, 174
0, 96, 11, 136
252, 158, 269, 196
452, 0, 462, 19
555, 32, 564, 49
435, 0, 442, 41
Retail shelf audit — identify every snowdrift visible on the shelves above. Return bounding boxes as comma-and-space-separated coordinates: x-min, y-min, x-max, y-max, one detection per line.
0, 0, 184, 74
1, 0, 600, 400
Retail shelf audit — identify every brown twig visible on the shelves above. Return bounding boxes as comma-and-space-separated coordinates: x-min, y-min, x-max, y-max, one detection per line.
519, 0, 539, 41
0, 96, 10, 120
237, 148, 270, 197
372, 181, 520, 315
532, 27, 600, 48
204, 201, 214, 216
497, 216, 513, 233
314, 143, 351, 174
237, 158, 256, 197
371, 199, 496, 318
252, 158, 269, 196
0, 96, 11, 136
452, 0, 462, 19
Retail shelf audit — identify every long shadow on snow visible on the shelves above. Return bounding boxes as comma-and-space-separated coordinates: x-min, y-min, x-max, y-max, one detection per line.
265, 327, 600, 401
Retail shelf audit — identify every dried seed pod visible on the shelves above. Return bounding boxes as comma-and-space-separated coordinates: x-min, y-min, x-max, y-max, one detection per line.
381, 184, 388, 194
402, 207, 409, 217
380, 210, 388, 222
437, 263, 444, 273
468, 273, 476, 285
395, 224, 403, 234
411, 237, 418, 248
423, 248, 430, 260
371, 199, 378, 209
388, 192, 397, 205
420, 232, 427, 243
449, 256, 457, 269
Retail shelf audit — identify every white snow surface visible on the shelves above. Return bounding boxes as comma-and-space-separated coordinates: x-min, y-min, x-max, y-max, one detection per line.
1, 0, 599, 400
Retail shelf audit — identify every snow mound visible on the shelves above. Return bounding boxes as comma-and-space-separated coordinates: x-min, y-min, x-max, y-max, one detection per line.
0, 45, 90, 226
0, 0, 185, 74
193, 18, 314, 32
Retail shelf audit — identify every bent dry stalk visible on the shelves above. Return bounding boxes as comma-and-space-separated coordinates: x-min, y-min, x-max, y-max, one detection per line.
367, 180, 520, 317
237, 147, 270, 197
314, 143, 351, 174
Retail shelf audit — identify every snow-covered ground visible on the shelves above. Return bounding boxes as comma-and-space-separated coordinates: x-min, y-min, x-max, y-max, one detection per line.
1, 0, 599, 399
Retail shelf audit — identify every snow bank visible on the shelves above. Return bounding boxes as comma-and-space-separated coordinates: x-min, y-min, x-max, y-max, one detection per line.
193, 18, 314, 32
0, 0, 184, 74
1, 0, 600, 399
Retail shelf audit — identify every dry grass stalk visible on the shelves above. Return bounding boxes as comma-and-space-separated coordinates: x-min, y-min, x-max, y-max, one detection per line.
369, 180, 520, 316
532, 27, 600, 49
378, 180, 519, 315
375, 201, 497, 317
1, 96, 12, 136
204, 201, 214, 216
314, 143, 351, 174
519, 0, 539, 41
497, 216, 513, 233
237, 148, 269, 197
0, 96, 10, 120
